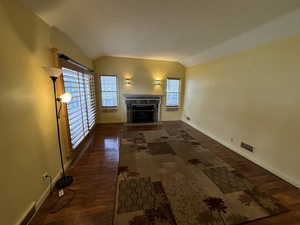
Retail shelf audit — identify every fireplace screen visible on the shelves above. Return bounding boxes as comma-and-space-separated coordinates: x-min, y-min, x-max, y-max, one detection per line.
132, 105, 155, 123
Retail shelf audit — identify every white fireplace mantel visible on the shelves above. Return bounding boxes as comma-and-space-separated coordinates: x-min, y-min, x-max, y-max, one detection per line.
122, 94, 164, 100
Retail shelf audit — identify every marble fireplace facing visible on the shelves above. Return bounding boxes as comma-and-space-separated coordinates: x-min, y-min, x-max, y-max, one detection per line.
123, 94, 162, 123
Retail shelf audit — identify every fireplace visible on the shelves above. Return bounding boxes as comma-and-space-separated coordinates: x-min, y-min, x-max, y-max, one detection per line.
124, 94, 161, 123
132, 104, 155, 123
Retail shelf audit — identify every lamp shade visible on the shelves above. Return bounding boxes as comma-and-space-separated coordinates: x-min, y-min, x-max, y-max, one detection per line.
43, 66, 62, 78
59, 92, 72, 103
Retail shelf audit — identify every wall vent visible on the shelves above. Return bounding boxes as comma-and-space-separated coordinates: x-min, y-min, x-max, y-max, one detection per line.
102, 108, 118, 113
166, 107, 179, 111
241, 142, 254, 152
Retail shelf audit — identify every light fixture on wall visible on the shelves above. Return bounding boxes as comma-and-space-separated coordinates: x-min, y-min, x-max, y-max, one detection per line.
43, 66, 73, 189
124, 78, 132, 85
153, 80, 161, 85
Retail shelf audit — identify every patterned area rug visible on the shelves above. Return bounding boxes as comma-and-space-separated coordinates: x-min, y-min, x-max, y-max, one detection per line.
114, 124, 288, 225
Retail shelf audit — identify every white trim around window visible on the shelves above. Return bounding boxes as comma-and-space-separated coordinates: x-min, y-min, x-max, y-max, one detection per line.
99, 75, 119, 107
166, 78, 181, 107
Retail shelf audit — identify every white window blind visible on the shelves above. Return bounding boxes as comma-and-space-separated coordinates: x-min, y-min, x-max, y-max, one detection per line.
85, 73, 96, 129
100, 75, 118, 107
166, 78, 180, 106
62, 67, 96, 149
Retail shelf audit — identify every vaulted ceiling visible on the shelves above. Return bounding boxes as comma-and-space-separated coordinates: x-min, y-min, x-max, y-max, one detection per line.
23, 0, 300, 64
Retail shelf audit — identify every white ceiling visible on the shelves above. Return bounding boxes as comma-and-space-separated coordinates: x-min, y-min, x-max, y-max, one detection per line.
22, 0, 300, 64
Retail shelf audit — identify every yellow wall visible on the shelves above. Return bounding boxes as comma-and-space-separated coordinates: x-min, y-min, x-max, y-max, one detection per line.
93, 56, 185, 123
183, 34, 300, 187
0, 1, 92, 225
50, 27, 93, 69
2, 1, 299, 225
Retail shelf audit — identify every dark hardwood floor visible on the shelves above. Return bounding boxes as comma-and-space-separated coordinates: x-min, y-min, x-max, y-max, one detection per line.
30, 124, 121, 225
30, 121, 300, 225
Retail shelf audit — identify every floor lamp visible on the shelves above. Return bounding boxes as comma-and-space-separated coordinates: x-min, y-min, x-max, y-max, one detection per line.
43, 67, 74, 189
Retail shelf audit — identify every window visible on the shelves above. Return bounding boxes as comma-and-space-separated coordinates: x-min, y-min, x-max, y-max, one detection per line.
166, 78, 180, 106
100, 75, 118, 107
62, 67, 96, 149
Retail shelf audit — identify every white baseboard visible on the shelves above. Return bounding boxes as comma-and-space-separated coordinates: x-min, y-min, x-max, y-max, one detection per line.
35, 160, 72, 210
14, 201, 36, 225
16, 160, 72, 225
183, 119, 300, 189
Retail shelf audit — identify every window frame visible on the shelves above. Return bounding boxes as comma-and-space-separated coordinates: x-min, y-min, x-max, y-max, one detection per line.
99, 75, 119, 108
165, 77, 181, 107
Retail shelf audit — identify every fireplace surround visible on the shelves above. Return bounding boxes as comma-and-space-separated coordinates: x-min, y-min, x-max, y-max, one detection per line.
123, 94, 161, 123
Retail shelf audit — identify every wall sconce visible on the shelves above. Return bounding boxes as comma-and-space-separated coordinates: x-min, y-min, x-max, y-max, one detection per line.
124, 78, 131, 85
153, 80, 161, 85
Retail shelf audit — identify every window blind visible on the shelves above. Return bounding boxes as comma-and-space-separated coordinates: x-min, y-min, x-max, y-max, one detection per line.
62, 67, 96, 149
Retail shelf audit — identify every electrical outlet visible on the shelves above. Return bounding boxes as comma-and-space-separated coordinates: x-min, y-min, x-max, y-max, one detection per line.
58, 189, 64, 197
185, 115, 191, 121
42, 172, 49, 183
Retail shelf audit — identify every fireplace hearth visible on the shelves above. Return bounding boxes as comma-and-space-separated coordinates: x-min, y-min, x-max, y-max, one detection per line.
124, 94, 161, 123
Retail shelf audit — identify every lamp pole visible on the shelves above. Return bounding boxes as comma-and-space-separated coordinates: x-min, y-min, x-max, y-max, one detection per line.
50, 76, 73, 189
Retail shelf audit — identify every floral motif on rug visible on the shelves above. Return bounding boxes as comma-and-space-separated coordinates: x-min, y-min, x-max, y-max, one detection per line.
115, 125, 288, 225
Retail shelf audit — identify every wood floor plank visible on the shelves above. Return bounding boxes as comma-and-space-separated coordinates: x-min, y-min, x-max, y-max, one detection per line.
29, 124, 121, 225
29, 121, 300, 225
